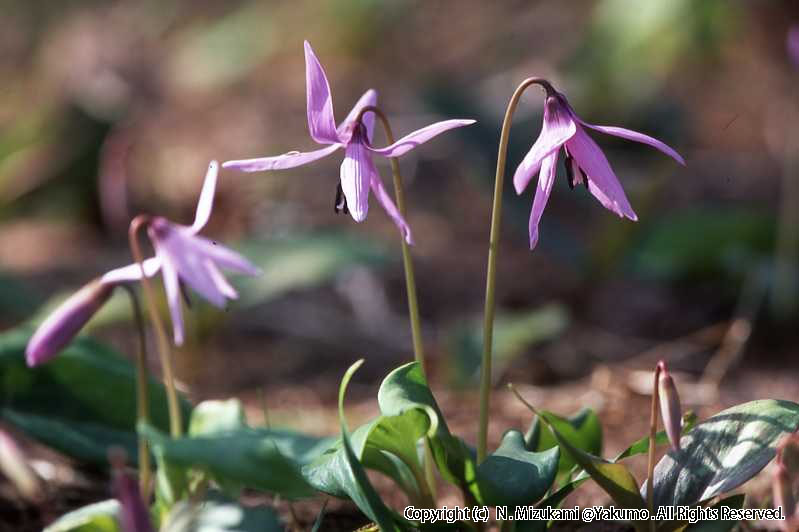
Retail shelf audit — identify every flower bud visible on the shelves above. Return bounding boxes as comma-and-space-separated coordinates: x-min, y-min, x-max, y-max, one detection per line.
788, 26, 799, 68
110, 449, 153, 532
26, 279, 114, 367
0, 430, 43, 502
657, 361, 683, 451
774, 464, 797, 523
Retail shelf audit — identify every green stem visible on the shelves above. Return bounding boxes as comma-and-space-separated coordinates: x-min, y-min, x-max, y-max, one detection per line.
129, 216, 183, 437
359, 105, 436, 501
646, 364, 662, 530
478, 78, 552, 463
120, 284, 151, 496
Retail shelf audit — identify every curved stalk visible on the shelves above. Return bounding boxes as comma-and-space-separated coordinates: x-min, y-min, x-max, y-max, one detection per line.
478, 78, 552, 462
120, 284, 151, 495
356, 105, 436, 502
128, 215, 183, 437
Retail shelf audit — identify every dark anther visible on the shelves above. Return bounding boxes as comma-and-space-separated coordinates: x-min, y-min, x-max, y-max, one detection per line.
564, 151, 576, 190
334, 183, 349, 215
580, 168, 589, 190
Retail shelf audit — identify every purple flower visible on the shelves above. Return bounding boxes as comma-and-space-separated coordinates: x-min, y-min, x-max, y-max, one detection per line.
223, 41, 475, 245
26, 280, 114, 367
512, 82, 685, 249
102, 161, 260, 345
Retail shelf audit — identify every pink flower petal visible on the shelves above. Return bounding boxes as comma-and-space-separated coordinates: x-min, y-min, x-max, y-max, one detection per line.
158, 250, 185, 346
189, 236, 261, 276
528, 152, 558, 250
579, 122, 685, 166
162, 242, 227, 309
338, 89, 378, 144
370, 172, 413, 245
340, 136, 374, 222
101, 257, 162, 285
513, 96, 576, 194
222, 144, 341, 172
190, 161, 218, 234
367, 119, 476, 158
304, 41, 341, 145
205, 259, 238, 299
565, 126, 637, 221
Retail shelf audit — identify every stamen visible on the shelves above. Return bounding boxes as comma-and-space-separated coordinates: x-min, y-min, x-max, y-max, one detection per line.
580, 168, 589, 190
563, 151, 576, 190
334, 183, 349, 215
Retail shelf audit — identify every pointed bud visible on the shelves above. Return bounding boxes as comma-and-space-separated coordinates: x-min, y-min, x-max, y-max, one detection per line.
110, 449, 153, 532
25, 279, 114, 367
774, 464, 796, 522
657, 361, 683, 451
0, 430, 43, 502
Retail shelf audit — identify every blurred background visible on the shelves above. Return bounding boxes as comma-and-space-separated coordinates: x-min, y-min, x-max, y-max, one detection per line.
0, 0, 797, 526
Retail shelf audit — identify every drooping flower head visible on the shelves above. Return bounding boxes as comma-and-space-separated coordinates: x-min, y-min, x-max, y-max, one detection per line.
223, 41, 476, 245
102, 161, 260, 345
26, 161, 260, 359
513, 81, 685, 249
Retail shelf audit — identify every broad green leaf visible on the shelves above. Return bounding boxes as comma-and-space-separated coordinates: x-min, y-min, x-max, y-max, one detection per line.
526, 408, 602, 474
189, 399, 248, 436
0, 329, 191, 466
141, 424, 319, 500
681, 494, 745, 532
161, 494, 282, 532
303, 419, 419, 500
476, 430, 559, 507
43, 500, 121, 532
649, 399, 799, 509
377, 362, 478, 499
334, 360, 403, 531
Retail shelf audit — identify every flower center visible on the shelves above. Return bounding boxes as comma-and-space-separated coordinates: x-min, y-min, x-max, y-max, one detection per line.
334, 182, 349, 215
563, 147, 589, 190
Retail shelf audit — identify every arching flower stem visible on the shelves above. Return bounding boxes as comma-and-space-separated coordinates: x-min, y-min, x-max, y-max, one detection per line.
129, 215, 183, 438
478, 78, 552, 463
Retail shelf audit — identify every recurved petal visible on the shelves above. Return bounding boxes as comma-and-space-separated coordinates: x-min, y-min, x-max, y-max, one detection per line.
100, 257, 162, 285
338, 89, 378, 144
565, 127, 637, 221
579, 122, 685, 165
156, 231, 228, 308
367, 119, 476, 158
513, 96, 577, 194
528, 152, 558, 250
222, 144, 341, 172
370, 172, 413, 245
189, 235, 261, 276
304, 41, 341, 145
159, 252, 185, 346
191, 161, 218, 234
340, 138, 374, 222
205, 260, 238, 299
